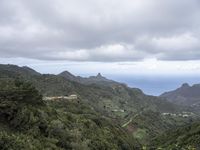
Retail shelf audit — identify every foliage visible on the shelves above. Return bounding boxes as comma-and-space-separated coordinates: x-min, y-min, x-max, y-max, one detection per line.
150, 122, 200, 149
0, 64, 199, 149
0, 80, 140, 150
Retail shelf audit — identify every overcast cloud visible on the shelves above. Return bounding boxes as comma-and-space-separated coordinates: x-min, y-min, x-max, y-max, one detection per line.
0, 0, 200, 61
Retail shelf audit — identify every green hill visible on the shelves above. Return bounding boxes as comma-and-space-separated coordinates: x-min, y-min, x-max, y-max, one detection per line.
150, 121, 200, 149
161, 83, 200, 107
0, 79, 139, 150
0, 64, 196, 146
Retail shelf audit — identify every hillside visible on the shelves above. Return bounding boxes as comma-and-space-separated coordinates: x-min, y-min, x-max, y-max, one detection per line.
0, 64, 195, 145
0, 64, 178, 112
160, 83, 200, 109
0, 79, 139, 149
59, 71, 118, 86
0, 64, 182, 116
150, 121, 200, 149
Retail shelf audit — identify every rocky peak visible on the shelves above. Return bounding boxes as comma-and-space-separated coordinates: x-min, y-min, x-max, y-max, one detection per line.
181, 83, 190, 88
96, 73, 102, 78
59, 71, 77, 81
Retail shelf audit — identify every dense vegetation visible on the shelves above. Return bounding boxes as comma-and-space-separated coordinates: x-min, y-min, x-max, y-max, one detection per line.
0, 65, 184, 143
0, 64, 200, 149
161, 83, 200, 113
0, 79, 139, 149
150, 122, 200, 149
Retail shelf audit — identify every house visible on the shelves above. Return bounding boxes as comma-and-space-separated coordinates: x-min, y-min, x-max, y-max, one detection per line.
68, 94, 78, 99
43, 94, 78, 101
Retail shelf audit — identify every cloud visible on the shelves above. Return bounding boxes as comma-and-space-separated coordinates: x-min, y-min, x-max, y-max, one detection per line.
135, 33, 200, 60
152, 33, 199, 51
0, 0, 200, 61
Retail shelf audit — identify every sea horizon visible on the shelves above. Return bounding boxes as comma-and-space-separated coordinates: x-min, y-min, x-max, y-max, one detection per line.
102, 74, 200, 96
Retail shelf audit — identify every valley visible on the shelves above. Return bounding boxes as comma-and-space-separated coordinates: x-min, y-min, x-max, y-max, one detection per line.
0, 64, 200, 149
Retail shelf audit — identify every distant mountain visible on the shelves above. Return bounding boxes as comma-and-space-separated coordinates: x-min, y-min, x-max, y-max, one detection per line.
160, 83, 200, 107
59, 71, 117, 85
58, 70, 78, 81
0, 64, 40, 78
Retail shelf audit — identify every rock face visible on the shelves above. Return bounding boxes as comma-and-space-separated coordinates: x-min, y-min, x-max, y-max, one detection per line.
95, 73, 105, 79
97, 73, 102, 77
160, 83, 200, 106
181, 83, 190, 88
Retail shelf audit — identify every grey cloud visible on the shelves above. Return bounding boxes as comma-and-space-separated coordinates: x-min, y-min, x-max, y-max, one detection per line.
0, 0, 200, 61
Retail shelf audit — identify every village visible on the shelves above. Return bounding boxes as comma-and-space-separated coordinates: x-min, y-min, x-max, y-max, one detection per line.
43, 94, 78, 101
162, 112, 195, 118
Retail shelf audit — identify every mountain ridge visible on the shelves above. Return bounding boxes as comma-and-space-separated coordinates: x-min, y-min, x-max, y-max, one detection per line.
59, 71, 118, 86
0, 64, 194, 144
160, 82, 200, 107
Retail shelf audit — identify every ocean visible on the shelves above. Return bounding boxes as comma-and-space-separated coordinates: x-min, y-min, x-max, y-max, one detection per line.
105, 74, 200, 96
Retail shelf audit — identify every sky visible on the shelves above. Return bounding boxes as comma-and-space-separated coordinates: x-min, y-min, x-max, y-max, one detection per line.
0, 0, 200, 95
